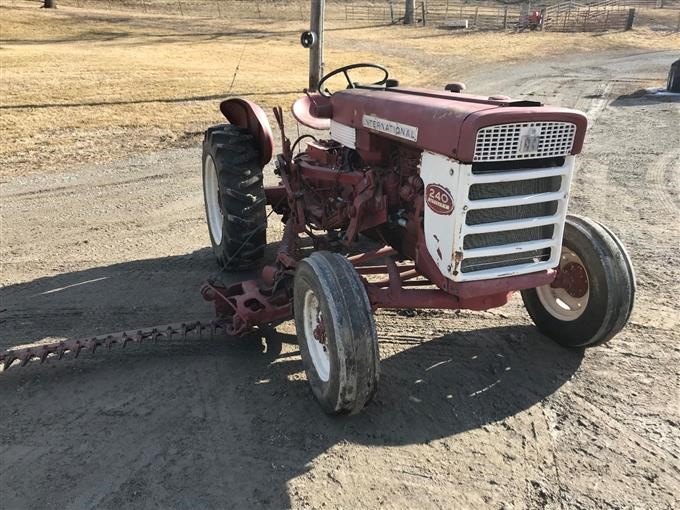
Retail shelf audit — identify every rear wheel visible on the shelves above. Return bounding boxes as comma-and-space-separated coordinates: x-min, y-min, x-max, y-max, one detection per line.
521, 215, 635, 348
294, 252, 380, 415
202, 124, 266, 269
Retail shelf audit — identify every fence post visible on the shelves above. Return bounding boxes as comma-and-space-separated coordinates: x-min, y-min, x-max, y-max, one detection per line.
422, 2, 427, 25
473, 7, 479, 28
389, 1, 394, 23
539, 8, 546, 30
625, 8, 635, 30
503, 6, 508, 29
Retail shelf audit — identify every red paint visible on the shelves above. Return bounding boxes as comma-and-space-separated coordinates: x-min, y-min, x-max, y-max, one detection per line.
219, 98, 274, 166
425, 183, 454, 215
331, 87, 587, 162
291, 93, 332, 130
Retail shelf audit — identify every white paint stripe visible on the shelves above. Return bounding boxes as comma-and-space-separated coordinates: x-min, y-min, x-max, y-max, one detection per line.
37, 277, 109, 296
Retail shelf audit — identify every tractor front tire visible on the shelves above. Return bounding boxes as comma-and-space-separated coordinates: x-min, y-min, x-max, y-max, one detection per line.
294, 252, 380, 415
202, 124, 266, 270
521, 215, 635, 348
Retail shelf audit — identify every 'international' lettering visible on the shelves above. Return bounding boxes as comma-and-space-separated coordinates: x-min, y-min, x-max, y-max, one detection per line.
362, 115, 418, 142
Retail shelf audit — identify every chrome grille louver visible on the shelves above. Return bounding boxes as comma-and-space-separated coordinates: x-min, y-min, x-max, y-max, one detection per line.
474, 122, 577, 162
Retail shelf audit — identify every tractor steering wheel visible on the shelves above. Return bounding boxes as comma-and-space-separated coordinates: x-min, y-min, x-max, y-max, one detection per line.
317, 63, 389, 97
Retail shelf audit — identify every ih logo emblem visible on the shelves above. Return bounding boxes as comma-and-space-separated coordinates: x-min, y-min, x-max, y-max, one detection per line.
425, 184, 454, 215
517, 125, 542, 154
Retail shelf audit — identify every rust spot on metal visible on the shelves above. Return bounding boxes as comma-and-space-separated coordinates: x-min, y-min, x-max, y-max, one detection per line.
551, 261, 588, 298
452, 251, 464, 275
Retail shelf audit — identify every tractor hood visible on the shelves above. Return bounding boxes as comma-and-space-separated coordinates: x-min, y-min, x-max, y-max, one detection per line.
331, 87, 587, 162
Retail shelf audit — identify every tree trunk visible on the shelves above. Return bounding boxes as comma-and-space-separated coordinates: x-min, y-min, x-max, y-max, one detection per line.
404, 0, 416, 24
43, 0, 56, 8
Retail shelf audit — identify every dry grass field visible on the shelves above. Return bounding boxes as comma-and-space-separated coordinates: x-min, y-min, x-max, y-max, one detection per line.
1, 1, 678, 177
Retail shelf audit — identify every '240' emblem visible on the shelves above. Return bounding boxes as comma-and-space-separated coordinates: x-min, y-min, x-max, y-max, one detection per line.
425, 184, 454, 215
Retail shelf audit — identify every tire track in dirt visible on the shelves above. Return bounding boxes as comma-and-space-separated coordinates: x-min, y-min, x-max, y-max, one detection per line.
577, 80, 614, 129
646, 149, 680, 216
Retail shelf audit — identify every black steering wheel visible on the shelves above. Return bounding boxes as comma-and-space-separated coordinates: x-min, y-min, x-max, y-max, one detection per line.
318, 63, 389, 97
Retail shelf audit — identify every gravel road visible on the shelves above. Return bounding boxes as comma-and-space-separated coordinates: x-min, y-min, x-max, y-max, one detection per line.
1, 50, 679, 509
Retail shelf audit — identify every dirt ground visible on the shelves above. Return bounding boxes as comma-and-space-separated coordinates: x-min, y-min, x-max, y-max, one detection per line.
1, 13, 679, 510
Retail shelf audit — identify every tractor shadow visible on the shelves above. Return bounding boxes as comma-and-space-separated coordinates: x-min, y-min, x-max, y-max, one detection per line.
610, 89, 680, 107
0, 251, 583, 508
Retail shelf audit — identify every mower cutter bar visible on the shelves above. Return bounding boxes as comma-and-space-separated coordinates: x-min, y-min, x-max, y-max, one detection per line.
0, 319, 230, 372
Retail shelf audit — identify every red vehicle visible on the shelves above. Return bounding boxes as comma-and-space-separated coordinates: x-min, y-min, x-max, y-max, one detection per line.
198, 63, 635, 414
527, 10, 543, 29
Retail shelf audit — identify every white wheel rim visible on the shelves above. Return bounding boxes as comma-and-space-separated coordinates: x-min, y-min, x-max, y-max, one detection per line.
302, 289, 330, 382
204, 155, 223, 245
537, 247, 589, 321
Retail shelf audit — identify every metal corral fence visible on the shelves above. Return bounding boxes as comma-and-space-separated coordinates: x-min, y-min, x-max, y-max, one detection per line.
34, 0, 680, 31
543, 5, 633, 31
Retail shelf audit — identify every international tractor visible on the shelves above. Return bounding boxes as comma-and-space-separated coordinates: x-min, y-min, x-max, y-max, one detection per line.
199, 63, 635, 414
2, 63, 635, 416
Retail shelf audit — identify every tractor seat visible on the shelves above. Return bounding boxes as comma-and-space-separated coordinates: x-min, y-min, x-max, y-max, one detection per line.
292, 93, 332, 130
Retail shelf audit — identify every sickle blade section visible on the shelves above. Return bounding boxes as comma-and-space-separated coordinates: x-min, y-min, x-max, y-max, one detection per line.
0, 320, 230, 372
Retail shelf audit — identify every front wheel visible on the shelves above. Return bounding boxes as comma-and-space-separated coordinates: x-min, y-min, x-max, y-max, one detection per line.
521, 215, 635, 348
294, 252, 380, 415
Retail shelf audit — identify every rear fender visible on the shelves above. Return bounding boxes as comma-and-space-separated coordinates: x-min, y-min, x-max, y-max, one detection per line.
219, 98, 274, 166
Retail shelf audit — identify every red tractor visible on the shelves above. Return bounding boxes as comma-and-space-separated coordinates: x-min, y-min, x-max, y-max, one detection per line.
200, 63, 635, 415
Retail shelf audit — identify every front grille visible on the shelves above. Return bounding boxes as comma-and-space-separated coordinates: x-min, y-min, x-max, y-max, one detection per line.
451, 154, 574, 280
418, 149, 574, 282
473, 122, 576, 162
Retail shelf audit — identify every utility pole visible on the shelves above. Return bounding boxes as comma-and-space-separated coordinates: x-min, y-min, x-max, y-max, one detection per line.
308, 0, 325, 91
404, 0, 416, 24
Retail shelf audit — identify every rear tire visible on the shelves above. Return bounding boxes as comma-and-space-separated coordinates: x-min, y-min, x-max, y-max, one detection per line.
202, 124, 266, 270
521, 215, 635, 348
294, 252, 379, 415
